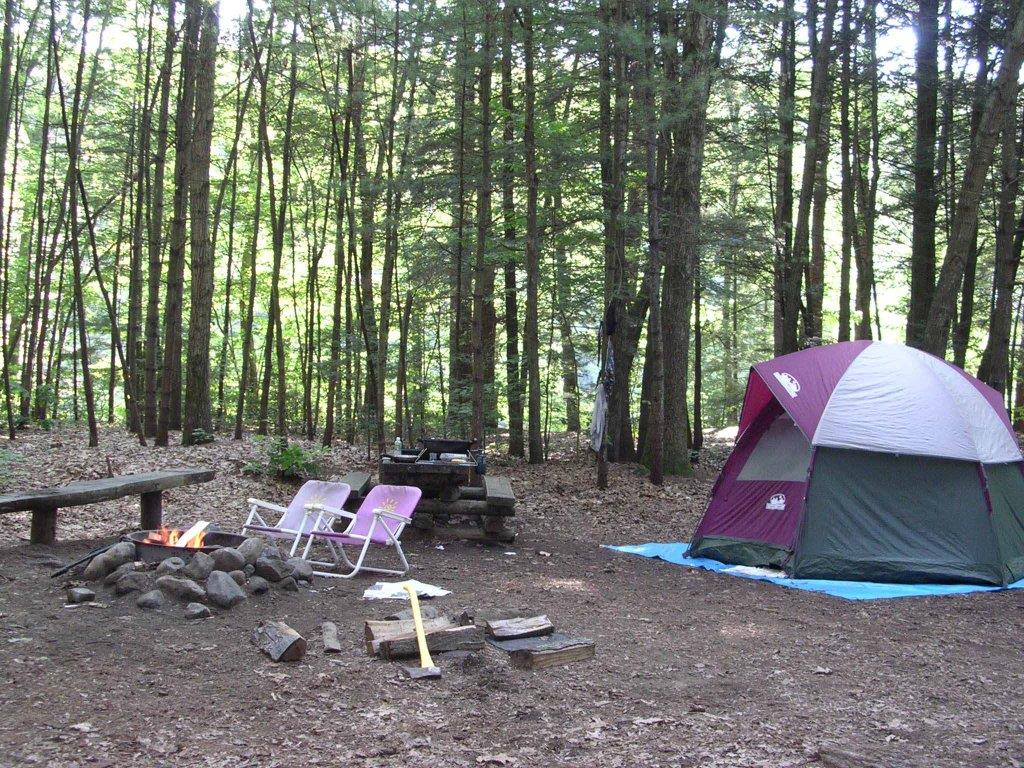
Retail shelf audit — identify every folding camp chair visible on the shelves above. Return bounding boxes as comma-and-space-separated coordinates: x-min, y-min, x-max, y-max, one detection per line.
300, 484, 422, 579
241, 480, 352, 557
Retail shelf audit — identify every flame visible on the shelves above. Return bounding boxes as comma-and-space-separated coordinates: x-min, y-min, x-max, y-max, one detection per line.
142, 527, 207, 549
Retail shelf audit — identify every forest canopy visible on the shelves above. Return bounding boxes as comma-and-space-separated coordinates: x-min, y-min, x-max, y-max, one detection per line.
0, 0, 1021, 480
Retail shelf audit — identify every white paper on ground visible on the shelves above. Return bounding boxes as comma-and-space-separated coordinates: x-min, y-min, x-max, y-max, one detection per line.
361, 579, 451, 600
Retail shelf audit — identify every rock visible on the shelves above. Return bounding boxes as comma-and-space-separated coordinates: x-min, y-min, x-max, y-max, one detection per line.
182, 551, 215, 581
248, 576, 270, 595
277, 576, 299, 592
155, 575, 207, 602
136, 590, 164, 610
212, 547, 246, 573
155, 557, 186, 576
254, 555, 292, 583
67, 587, 95, 604
82, 542, 136, 581
206, 570, 247, 608
104, 561, 140, 586
263, 544, 283, 559
114, 572, 151, 595
229, 570, 247, 586
184, 602, 211, 620
243, 564, 255, 577
286, 557, 313, 582
237, 537, 265, 566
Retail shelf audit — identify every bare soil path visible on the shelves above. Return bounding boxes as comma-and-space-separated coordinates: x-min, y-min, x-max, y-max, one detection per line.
0, 426, 1021, 767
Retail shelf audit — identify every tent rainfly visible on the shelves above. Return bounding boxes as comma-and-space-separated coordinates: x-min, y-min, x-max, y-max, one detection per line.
688, 341, 1024, 585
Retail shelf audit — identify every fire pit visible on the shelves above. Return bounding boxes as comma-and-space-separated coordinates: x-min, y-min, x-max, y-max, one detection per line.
127, 529, 249, 564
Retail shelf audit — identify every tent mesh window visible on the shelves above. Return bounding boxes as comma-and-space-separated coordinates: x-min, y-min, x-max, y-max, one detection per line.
736, 413, 812, 483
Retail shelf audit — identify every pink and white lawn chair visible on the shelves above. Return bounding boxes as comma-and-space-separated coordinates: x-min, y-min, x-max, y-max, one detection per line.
241, 480, 352, 557
300, 484, 422, 578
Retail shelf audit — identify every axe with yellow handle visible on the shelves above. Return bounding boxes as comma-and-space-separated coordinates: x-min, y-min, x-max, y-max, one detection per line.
399, 581, 441, 679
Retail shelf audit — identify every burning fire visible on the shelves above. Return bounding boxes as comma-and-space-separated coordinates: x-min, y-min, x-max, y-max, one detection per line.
143, 527, 207, 549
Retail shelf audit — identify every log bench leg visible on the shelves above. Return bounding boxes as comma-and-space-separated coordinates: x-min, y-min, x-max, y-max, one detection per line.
140, 491, 162, 530
482, 515, 509, 536
30, 507, 57, 544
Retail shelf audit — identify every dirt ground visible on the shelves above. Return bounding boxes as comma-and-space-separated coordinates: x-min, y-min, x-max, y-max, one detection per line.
0, 425, 1022, 767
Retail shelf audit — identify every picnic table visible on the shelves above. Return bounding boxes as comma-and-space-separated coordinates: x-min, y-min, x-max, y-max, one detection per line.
339, 465, 517, 543
0, 468, 216, 544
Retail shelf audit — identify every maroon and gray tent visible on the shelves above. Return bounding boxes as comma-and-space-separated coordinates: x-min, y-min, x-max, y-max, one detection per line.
689, 341, 1024, 585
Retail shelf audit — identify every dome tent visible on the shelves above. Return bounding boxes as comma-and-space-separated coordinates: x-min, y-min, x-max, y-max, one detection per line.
688, 340, 1024, 585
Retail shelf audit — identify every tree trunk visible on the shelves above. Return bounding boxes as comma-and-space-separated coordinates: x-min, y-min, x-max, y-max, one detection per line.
977, 88, 1020, 392
906, 0, 940, 348
63, 0, 98, 446
182, 0, 218, 445
837, 0, 854, 343
157, 0, 200, 445
773, 0, 796, 355
471, 3, 494, 444
785, 0, 836, 351
501, 0, 523, 457
641, 0, 663, 485
143, 0, 176, 438
661, 0, 724, 474
522, 0, 542, 464
922, 7, 1024, 357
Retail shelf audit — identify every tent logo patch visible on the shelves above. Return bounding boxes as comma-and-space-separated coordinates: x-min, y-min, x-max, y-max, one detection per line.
766, 493, 787, 511
774, 371, 801, 398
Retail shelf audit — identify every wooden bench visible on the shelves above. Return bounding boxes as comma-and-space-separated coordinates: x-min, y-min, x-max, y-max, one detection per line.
0, 468, 216, 544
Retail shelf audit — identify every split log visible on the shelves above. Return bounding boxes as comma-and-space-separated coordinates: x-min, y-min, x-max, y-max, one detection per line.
377, 625, 485, 660
253, 621, 307, 662
321, 621, 342, 653
488, 633, 595, 670
384, 605, 440, 622
364, 615, 457, 655
485, 615, 555, 640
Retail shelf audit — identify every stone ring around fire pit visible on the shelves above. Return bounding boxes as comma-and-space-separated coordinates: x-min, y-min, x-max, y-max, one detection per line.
127, 529, 250, 564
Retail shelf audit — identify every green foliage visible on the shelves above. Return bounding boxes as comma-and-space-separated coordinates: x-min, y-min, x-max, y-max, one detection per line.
189, 428, 215, 445
244, 438, 322, 481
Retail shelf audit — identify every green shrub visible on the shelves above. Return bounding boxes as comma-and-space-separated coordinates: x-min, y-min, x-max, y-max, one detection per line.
245, 439, 321, 481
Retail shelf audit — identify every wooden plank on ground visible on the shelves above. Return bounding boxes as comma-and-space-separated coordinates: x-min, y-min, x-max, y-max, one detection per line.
483, 475, 515, 508
378, 625, 485, 660
488, 633, 595, 670
485, 615, 555, 640
0, 469, 216, 514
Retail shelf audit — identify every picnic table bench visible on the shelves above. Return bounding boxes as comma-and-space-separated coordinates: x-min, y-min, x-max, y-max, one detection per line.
0, 468, 216, 544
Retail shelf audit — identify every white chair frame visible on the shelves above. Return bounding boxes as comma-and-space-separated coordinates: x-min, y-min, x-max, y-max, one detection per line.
300, 503, 411, 579
241, 497, 333, 558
